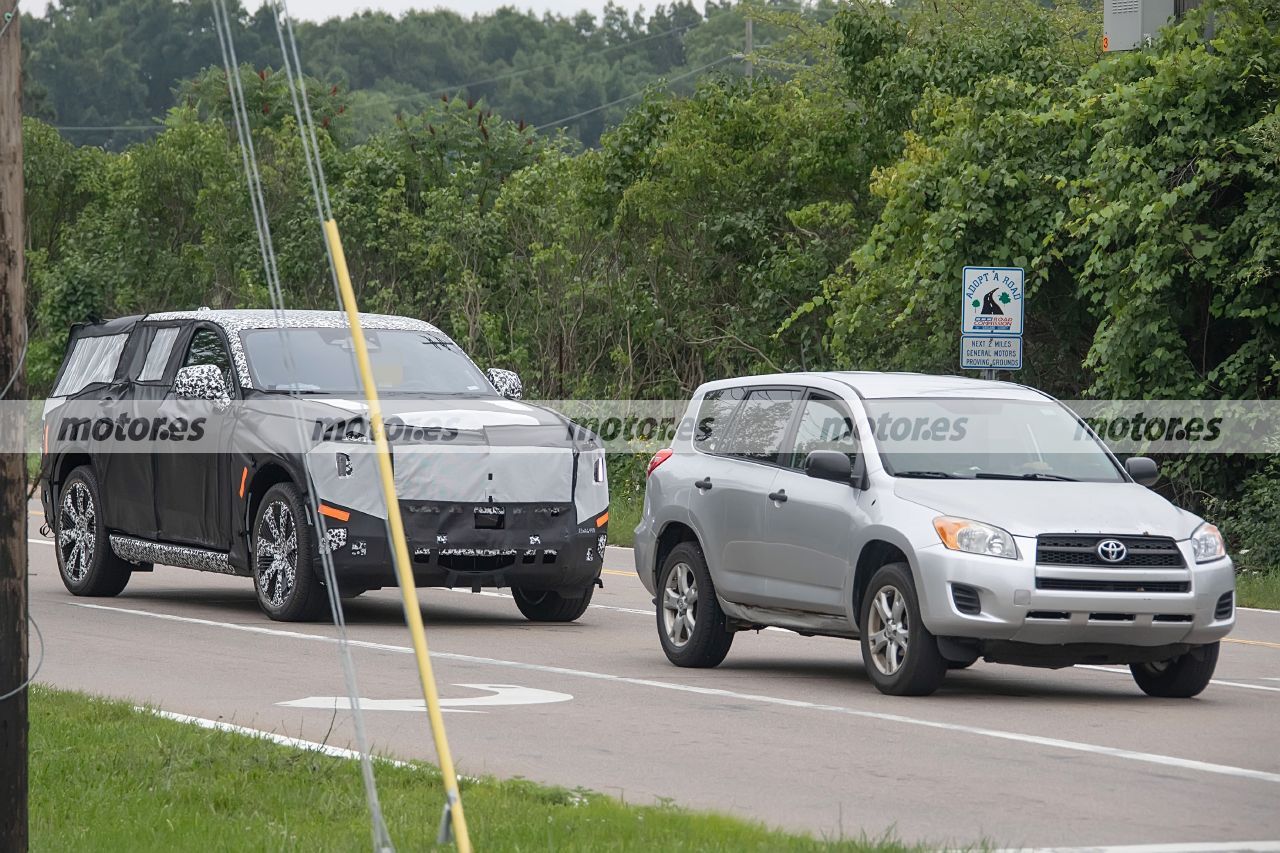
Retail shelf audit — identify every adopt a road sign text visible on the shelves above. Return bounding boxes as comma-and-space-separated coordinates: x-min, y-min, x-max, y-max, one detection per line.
962, 267, 1024, 336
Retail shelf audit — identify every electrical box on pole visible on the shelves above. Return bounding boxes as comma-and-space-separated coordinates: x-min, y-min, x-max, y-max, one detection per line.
1103, 0, 1206, 52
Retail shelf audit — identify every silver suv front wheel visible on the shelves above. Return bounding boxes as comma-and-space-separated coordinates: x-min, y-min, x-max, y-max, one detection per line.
859, 563, 947, 696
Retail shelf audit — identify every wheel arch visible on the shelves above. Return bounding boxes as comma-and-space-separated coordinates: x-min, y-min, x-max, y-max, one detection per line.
851, 538, 913, 623
653, 520, 700, 588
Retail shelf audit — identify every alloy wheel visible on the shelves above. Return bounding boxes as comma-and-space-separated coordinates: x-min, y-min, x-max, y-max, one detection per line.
58, 481, 96, 582
256, 500, 298, 608
867, 584, 910, 676
662, 561, 698, 648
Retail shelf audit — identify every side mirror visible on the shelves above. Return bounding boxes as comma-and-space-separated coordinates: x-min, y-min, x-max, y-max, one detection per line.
486, 368, 523, 401
1125, 456, 1159, 487
174, 364, 231, 411
804, 450, 853, 484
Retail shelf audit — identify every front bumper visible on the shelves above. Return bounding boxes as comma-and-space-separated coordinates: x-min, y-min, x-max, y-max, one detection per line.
316, 500, 608, 593
913, 538, 1235, 649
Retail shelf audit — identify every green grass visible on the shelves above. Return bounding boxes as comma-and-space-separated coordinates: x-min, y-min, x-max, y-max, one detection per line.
607, 488, 642, 548
31, 685, 931, 851
1236, 571, 1280, 611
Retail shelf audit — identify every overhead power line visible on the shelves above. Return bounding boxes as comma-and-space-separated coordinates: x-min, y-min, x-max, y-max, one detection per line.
535, 54, 734, 130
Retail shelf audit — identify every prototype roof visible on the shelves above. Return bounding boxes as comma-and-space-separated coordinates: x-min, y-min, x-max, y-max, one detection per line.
145, 308, 446, 337
143, 308, 452, 390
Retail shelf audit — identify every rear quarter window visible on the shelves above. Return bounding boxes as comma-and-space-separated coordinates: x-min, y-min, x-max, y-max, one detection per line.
693, 387, 746, 454
53, 334, 128, 396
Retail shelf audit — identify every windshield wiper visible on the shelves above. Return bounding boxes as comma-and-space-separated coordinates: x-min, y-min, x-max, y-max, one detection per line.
895, 470, 962, 479
973, 472, 1078, 482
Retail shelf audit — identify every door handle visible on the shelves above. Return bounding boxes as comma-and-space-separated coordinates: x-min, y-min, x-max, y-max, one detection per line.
768, 489, 788, 503
694, 477, 713, 491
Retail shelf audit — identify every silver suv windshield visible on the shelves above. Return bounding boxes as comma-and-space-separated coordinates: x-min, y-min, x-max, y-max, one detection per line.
240, 328, 495, 396
862, 397, 1124, 482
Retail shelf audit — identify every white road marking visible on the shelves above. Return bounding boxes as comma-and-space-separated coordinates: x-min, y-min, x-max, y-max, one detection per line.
142, 707, 413, 768
279, 684, 573, 714
1076, 664, 1280, 694
28, 538, 52, 546
1002, 843, 1280, 852
73, 602, 1280, 787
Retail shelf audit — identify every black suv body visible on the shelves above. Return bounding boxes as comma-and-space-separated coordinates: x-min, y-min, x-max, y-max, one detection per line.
39, 309, 609, 621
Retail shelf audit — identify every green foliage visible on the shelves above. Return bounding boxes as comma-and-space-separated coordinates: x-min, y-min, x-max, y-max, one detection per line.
19, 0, 778, 148
1209, 458, 1280, 576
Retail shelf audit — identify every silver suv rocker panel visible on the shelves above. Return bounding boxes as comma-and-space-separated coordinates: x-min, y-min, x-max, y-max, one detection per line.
720, 599, 859, 639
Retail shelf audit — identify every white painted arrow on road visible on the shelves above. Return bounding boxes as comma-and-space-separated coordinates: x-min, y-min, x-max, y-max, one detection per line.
277, 683, 573, 714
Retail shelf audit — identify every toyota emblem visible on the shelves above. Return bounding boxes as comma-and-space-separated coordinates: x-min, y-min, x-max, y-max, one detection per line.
1097, 539, 1128, 563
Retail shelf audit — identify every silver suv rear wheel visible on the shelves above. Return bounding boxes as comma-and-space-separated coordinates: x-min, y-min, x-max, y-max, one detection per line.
656, 542, 733, 668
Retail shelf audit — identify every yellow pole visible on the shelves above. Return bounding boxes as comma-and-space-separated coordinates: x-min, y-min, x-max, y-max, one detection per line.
322, 219, 473, 852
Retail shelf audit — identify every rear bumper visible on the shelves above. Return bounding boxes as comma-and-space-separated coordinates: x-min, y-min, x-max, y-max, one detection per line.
319, 500, 607, 593
914, 539, 1235, 650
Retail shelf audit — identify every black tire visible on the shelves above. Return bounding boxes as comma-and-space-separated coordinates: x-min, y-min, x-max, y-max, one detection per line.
1130, 643, 1219, 698
252, 483, 327, 622
859, 563, 947, 696
512, 585, 594, 622
656, 541, 734, 668
54, 466, 132, 597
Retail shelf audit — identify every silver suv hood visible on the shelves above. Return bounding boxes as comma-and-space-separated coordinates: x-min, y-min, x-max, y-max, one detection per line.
892, 480, 1202, 539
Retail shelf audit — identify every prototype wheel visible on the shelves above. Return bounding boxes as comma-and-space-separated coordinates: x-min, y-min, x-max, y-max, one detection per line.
55, 466, 132, 597
656, 542, 733, 668
512, 585, 594, 622
859, 563, 947, 696
1130, 643, 1219, 698
253, 483, 326, 622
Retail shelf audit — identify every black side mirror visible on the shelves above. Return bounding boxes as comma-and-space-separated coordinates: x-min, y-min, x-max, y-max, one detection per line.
805, 450, 853, 484
1125, 456, 1159, 487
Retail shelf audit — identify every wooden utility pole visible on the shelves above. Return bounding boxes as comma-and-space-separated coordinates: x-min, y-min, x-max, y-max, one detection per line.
0, 0, 28, 849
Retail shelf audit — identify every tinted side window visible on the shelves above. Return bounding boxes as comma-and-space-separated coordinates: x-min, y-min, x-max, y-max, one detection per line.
183, 328, 234, 391
724, 388, 801, 464
788, 396, 859, 470
693, 386, 746, 454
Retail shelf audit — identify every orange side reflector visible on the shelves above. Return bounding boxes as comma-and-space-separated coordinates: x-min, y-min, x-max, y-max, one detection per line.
596, 511, 609, 528
319, 503, 351, 522
238, 466, 248, 499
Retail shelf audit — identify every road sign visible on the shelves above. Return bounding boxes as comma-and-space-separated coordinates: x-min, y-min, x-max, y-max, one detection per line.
961, 336, 1023, 370
962, 266, 1023, 336
278, 684, 574, 714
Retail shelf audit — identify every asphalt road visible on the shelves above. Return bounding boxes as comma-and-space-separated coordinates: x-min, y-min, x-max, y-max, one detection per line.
22, 503, 1280, 850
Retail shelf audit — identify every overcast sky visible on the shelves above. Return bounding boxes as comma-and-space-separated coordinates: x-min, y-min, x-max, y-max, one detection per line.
268, 0, 648, 22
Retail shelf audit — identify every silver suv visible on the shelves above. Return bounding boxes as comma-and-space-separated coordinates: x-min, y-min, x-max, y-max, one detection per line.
634, 372, 1235, 697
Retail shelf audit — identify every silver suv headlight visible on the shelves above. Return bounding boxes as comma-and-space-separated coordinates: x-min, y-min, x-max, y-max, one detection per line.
1190, 522, 1226, 563
933, 516, 1019, 560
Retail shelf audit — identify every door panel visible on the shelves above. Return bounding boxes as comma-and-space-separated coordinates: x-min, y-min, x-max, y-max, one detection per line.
763, 394, 867, 614
708, 388, 800, 605
99, 324, 184, 540
153, 326, 234, 549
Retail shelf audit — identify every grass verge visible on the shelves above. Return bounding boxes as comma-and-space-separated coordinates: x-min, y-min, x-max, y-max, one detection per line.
31, 685, 929, 851
1236, 570, 1280, 610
